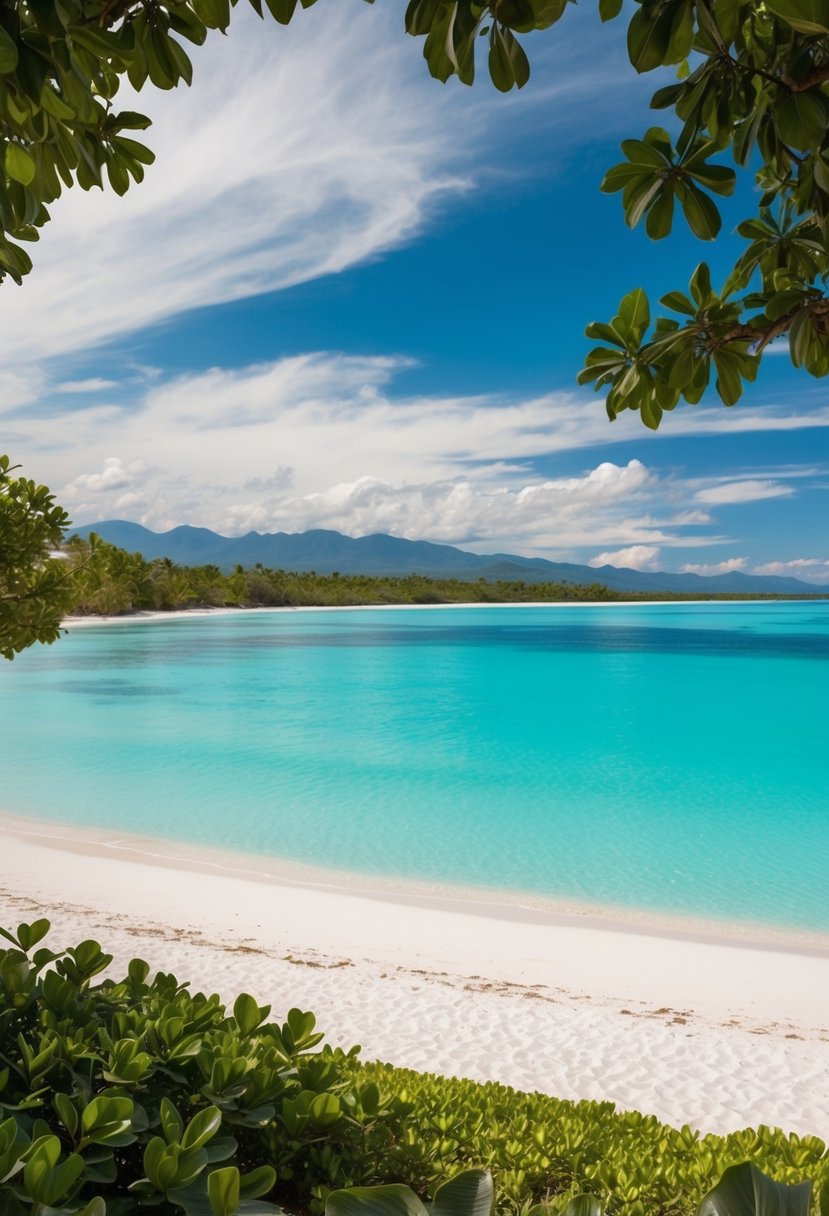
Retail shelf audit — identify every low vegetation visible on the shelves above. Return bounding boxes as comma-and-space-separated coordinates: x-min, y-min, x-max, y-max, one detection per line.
0, 922, 826, 1216
55, 535, 823, 619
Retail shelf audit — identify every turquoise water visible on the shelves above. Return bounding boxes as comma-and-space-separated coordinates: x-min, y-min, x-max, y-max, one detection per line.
2, 602, 828, 932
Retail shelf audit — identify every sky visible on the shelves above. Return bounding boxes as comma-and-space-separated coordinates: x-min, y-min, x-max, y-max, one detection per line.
3, 0, 829, 581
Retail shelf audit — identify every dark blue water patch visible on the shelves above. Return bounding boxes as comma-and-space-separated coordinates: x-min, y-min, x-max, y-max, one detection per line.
163, 623, 829, 662
52, 679, 180, 697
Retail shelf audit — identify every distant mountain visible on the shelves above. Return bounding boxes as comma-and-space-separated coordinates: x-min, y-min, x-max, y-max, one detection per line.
69, 520, 829, 596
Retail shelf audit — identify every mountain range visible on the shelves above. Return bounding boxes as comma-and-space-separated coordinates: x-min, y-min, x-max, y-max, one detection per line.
70, 520, 829, 596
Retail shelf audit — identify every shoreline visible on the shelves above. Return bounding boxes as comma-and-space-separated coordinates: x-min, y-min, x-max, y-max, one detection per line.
60, 597, 829, 629
2, 811, 828, 1138
3, 810, 827, 957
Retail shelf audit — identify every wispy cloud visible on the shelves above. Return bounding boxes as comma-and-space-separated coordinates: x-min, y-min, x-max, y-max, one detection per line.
695, 479, 794, 504
1, 5, 477, 367
56, 379, 119, 394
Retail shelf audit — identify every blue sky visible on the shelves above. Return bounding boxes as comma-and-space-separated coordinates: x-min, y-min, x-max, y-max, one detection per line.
3, 0, 828, 580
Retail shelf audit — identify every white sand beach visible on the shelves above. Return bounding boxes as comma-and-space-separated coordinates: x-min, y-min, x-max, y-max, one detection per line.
1, 813, 827, 1140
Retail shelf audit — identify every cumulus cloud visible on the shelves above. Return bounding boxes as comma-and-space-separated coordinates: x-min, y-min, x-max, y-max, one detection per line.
588, 545, 662, 571
59, 454, 670, 556
695, 479, 794, 504
679, 557, 748, 576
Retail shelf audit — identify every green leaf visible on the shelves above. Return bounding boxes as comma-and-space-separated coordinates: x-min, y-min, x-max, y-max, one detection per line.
698, 1163, 813, 1216
689, 262, 712, 306
764, 0, 829, 33
181, 1107, 222, 1152
645, 185, 675, 238
192, 0, 232, 29
598, 0, 622, 19
488, 26, 529, 92
327, 1184, 429, 1216
624, 175, 664, 227
660, 290, 696, 316
676, 180, 721, 239
712, 350, 743, 406
54, 1093, 78, 1138
620, 137, 671, 168
686, 162, 735, 196
309, 1093, 343, 1126
405, 0, 442, 36
209, 1165, 241, 1216
433, 1170, 495, 1216
5, 145, 36, 187
234, 992, 266, 1035
160, 1097, 184, 1145
789, 308, 813, 367
639, 391, 663, 429
0, 25, 19, 75
627, 5, 673, 72
75, 1201, 107, 1216
600, 163, 651, 193
774, 91, 829, 150
16, 920, 50, 951
263, 0, 299, 23
239, 1165, 277, 1200
561, 1198, 604, 1216
617, 287, 650, 339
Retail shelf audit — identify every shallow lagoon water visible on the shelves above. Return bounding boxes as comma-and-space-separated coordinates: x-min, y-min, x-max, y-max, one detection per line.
2, 601, 828, 933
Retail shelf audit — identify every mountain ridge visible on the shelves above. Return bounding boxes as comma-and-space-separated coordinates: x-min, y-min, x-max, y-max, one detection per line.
69, 520, 829, 596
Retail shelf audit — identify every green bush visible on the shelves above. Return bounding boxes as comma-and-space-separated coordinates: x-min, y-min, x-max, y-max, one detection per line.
0, 919, 359, 1213
345, 1062, 828, 1216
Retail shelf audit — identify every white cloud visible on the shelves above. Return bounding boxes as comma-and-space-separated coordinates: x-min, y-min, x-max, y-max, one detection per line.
56, 379, 119, 394
0, 368, 45, 414
588, 545, 662, 571
752, 558, 829, 582
695, 479, 794, 504
9, 351, 784, 558
670, 509, 713, 525
679, 557, 748, 576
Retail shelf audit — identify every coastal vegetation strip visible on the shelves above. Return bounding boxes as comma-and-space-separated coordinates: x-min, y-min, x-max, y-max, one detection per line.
1, 920, 826, 1216
58, 536, 827, 617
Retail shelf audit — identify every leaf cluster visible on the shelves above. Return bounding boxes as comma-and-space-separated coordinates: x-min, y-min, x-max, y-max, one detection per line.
0, 456, 74, 660
578, 1, 829, 426
0, 918, 360, 1214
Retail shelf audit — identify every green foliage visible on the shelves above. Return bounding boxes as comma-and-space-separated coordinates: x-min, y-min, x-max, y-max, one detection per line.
0, 455, 74, 660
576, 1, 829, 425
327, 1166, 826, 1216
0, 918, 351, 1213
342, 1061, 829, 1216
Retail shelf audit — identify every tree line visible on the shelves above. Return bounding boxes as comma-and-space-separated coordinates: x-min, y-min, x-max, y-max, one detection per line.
59, 533, 820, 617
